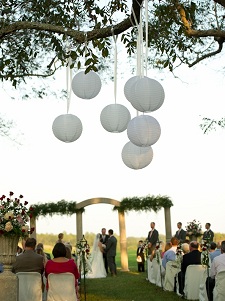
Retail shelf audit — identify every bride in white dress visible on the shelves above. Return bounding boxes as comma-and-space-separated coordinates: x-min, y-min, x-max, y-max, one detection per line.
87, 233, 107, 278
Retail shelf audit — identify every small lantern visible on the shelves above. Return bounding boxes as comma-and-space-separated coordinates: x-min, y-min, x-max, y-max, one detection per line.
122, 141, 153, 170
124, 75, 143, 101
127, 115, 161, 147
71, 71, 101, 99
100, 104, 131, 133
52, 114, 83, 143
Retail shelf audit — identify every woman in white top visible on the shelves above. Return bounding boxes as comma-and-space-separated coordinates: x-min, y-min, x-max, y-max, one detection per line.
87, 233, 107, 278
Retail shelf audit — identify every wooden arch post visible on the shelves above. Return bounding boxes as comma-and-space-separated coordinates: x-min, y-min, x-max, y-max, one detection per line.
76, 197, 129, 271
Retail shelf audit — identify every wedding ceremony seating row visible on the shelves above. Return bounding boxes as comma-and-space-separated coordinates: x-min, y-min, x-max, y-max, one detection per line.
16, 272, 77, 301
147, 258, 211, 300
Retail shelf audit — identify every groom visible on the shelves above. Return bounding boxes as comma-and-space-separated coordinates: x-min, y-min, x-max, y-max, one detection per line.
103, 229, 117, 276
100, 227, 109, 273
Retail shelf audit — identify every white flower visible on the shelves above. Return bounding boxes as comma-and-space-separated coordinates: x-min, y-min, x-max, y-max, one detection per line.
5, 221, 13, 232
4, 211, 14, 220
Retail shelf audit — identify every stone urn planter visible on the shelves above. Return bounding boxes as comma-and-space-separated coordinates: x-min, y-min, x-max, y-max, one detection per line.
0, 235, 19, 275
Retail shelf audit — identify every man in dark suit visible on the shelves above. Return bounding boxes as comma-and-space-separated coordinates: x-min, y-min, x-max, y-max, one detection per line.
12, 238, 44, 274
175, 222, 186, 243
147, 222, 159, 255
100, 227, 109, 273
203, 223, 214, 242
104, 229, 117, 276
178, 241, 201, 295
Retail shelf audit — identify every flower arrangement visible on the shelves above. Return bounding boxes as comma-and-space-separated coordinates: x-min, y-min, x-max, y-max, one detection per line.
175, 241, 183, 267
76, 237, 91, 275
201, 240, 210, 267
0, 192, 34, 237
155, 241, 162, 264
185, 219, 202, 238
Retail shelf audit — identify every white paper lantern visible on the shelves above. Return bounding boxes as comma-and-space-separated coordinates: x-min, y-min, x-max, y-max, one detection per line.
52, 114, 82, 143
100, 104, 131, 133
124, 76, 143, 101
127, 115, 161, 147
128, 77, 165, 112
71, 71, 102, 99
122, 141, 153, 169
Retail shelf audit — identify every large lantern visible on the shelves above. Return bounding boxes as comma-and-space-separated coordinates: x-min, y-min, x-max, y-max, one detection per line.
122, 141, 153, 169
124, 76, 164, 112
71, 71, 102, 99
52, 114, 83, 143
127, 115, 161, 147
100, 104, 131, 133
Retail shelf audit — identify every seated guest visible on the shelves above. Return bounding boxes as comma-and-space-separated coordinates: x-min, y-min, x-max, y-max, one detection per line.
36, 243, 48, 267
210, 241, 222, 262
160, 242, 172, 259
206, 240, 225, 301
45, 243, 80, 299
209, 242, 216, 253
178, 241, 201, 296
162, 237, 179, 269
37, 242, 51, 260
181, 243, 190, 255
12, 238, 44, 274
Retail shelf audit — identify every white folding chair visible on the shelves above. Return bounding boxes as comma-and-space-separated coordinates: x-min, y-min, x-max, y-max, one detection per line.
155, 257, 164, 287
163, 261, 180, 292
213, 270, 225, 301
184, 265, 206, 300
199, 267, 210, 301
16, 272, 42, 301
47, 272, 77, 301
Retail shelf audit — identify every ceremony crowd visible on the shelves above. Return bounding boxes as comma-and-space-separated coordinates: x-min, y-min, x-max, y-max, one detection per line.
138, 221, 225, 301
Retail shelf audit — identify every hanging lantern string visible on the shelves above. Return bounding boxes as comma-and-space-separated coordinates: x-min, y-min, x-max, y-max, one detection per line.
111, 27, 118, 104
144, 0, 148, 77
84, 32, 88, 66
66, 45, 73, 114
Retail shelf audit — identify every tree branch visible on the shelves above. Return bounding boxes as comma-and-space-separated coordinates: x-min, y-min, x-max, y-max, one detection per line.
0, 0, 143, 42
214, 0, 225, 9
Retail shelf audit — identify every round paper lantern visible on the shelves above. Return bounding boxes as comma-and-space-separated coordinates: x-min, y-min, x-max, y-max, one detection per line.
71, 71, 102, 99
127, 115, 161, 147
100, 104, 131, 133
124, 76, 143, 101
125, 76, 165, 112
52, 114, 82, 143
122, 141, 153, 170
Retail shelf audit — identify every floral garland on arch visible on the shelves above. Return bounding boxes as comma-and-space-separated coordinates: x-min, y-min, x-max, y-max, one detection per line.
0, 192, 34, 237
76, 238, 92, 275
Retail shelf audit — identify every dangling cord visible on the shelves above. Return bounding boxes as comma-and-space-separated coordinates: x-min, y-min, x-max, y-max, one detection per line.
111, 27, 118, 104
66, 44, 72, 114
84, 32, 88, 68
144, 0, 148, 77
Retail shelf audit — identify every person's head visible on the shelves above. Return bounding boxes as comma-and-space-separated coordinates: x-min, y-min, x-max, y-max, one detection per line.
138, 240, 143, 246
164, 242, 172, 252
216, 241, 222, 249
221, 241, 225, 254
101, 228, 106, 235
52, 242, 67, 258
65, 242, 72, 251
210, 242, 216, 251
65, 245, 72, 259
58, 233, 64, 240
182, 243, 190, 254
108, 229, 113, 236
36, 246, 44, 256
150, 222, 155, 229
205, 223, 211, 230
170, 237, 179, 246
37, 243, 44, 250
177, 222, 182, 229
189, 241, 199, 251
25, 238, 37, 250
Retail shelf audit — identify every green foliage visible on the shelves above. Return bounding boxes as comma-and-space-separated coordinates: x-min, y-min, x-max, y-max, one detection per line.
113, 195, 173, 212
200, 117, 225, 134
31, 200, 84, 218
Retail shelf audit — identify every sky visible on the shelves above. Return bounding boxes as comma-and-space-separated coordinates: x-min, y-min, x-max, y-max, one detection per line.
1, 36, 225, 241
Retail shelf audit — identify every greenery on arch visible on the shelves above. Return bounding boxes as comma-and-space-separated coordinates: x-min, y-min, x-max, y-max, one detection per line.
113, 195, 173, 213
30, 200, 84, 218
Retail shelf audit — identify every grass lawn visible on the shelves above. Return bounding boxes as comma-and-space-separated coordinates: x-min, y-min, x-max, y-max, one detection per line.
79, 250, 182, 301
